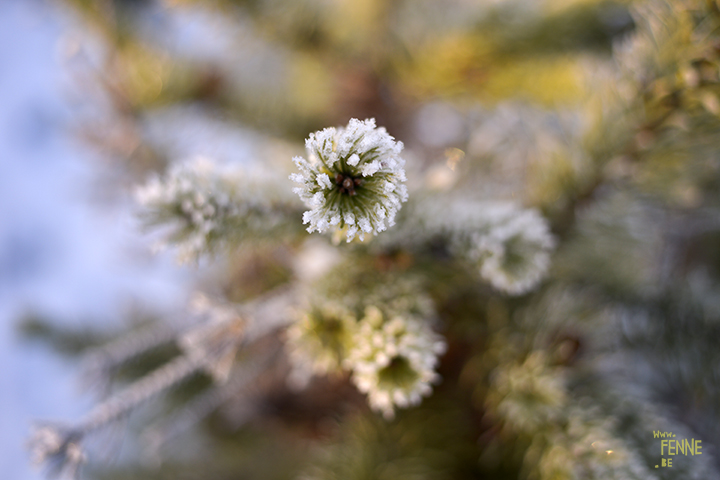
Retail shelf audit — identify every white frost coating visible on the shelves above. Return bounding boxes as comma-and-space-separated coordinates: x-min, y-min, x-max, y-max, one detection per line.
317, 173, 333, 190
289, 118, 408, 242
360, 160, 381, 177
358, 217, 372, 233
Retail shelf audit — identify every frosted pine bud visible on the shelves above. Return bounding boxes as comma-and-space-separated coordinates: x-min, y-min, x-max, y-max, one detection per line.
290, 118, 408, 242
285, 303, 357, 381
376, 198, 555, 295
470, 208, 555, 295
487, 351, 566, 433
344, 306, 446, 420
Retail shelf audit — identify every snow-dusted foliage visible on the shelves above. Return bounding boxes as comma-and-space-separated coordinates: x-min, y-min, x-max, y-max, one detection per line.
136, 156, 297, 262
387, 198, 556, 295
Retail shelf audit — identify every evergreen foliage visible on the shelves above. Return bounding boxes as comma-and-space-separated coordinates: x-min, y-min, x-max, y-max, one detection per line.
27, 0, 720, 478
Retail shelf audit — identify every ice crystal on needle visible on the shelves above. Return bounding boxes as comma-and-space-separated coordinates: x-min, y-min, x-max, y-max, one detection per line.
290, 118, 408, 242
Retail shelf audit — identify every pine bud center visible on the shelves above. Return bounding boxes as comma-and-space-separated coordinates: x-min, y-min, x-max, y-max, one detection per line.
335, 173, 363, 196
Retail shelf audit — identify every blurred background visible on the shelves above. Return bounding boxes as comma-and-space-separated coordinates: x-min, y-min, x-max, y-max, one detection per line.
0, 1, 195, 478
5, 0, 720, 478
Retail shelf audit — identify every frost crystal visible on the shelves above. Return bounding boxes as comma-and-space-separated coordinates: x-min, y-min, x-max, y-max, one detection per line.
290, 118, 408, 242
344, 306, 446, 419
